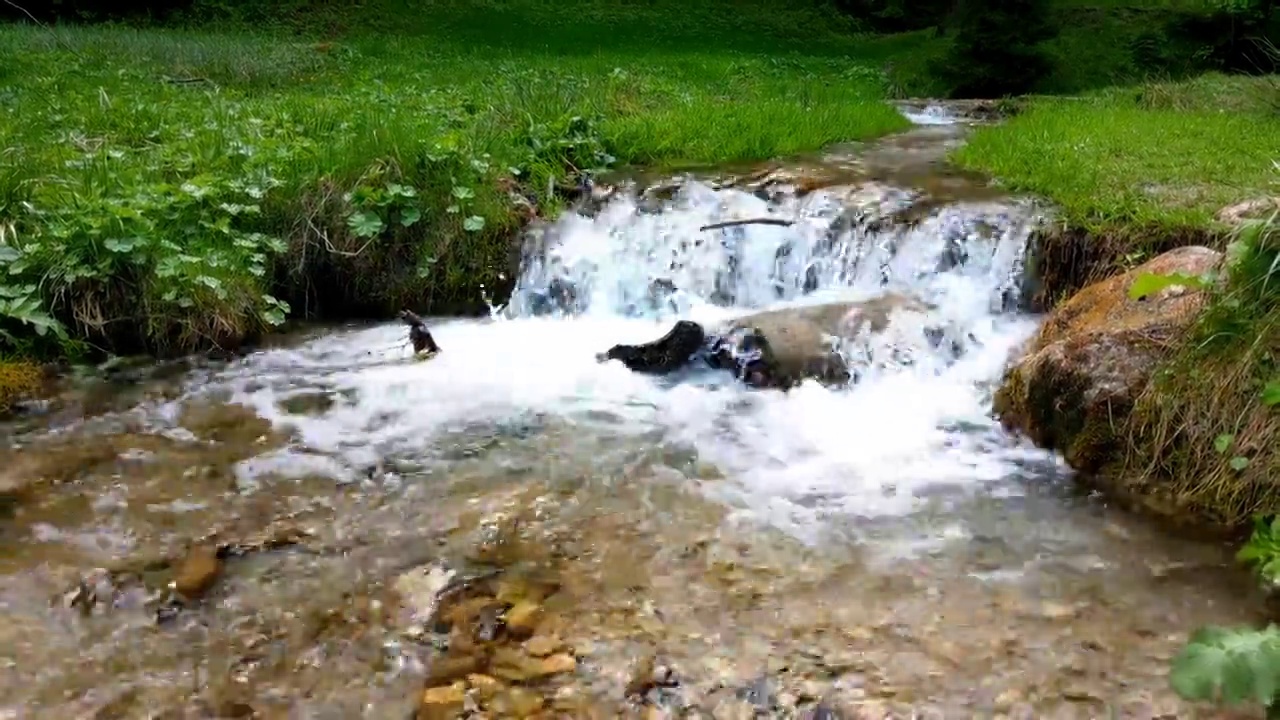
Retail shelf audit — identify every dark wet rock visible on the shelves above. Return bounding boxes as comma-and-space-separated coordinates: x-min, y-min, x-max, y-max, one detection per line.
600, 320, 707, 375
278, 391, 336, 416
994, 246, 1221, 482
600, 293, 933, 389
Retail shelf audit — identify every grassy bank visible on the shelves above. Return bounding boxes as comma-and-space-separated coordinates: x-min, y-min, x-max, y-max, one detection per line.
953, 73, 1280, 302
0, 4, 916, 357
956, 73, 1278, 234
959, 72, 1279, 526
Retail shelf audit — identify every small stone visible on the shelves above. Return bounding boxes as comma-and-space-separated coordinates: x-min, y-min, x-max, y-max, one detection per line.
993, 689, 1023, 711
466, 673, 503, 700
523, 635, 562, 657
493, 687, 544, 717
504, 600, 543, 638
538, 652, 576, 676
425, 654, 481, 685
712, 699, 756, 720
1039, 602, 1076, 621
419, 682, 466, 720
171, 544, 222, 600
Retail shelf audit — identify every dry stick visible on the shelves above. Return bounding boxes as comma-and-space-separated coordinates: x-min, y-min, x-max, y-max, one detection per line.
699, 218, 796, 232
2, 0, 82, 59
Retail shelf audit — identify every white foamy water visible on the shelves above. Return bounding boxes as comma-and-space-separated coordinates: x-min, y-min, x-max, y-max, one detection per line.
198, 166, 1065, 534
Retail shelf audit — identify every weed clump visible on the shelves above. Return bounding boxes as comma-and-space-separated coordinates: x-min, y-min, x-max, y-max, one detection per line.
1123, 211, 1280, 526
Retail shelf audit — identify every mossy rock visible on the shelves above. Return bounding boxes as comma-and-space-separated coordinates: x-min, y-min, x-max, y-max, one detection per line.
995, 246, 1223, 512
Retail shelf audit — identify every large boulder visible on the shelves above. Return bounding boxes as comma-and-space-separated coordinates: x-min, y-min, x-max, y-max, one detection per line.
993, 245, 1222, 475
600, 292, 933, 388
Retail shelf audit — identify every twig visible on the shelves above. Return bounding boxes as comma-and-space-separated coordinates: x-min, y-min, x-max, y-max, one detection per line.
699, 218, 796, 232
2, 0, 83, 59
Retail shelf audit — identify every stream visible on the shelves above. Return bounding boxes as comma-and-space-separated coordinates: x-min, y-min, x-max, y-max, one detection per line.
0, 104, 1266, 719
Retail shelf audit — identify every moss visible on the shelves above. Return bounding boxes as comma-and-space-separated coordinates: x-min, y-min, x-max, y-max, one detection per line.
0, 360, 43, 414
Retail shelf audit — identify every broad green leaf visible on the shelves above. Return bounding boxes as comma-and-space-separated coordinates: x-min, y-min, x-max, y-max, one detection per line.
1263, 381, 1280, 408
451, 186, 474, 201
1215, 433, 1235, 454
1231, 456, 1252, 471
103, 237, 138, 253
346, 210, 384, 238
1170, 625, 1280, 706
463, 215, 485, 232
400, 207, 422, 227
0, 246, 19, 263
1127, 271, 1211, 301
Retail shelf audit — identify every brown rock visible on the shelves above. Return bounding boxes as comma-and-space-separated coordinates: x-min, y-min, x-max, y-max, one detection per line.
419, 682, 466, 720
1216, 196, 1279, 225
466, 673, 504, 700
425, 654, 482, 685
489, 648, 576, 682
503, 600, 543, 638
994, 246, 1221, 475
491, 687, 544, 717
720, 293, 933, 388
172, 544, 222, 600
538, 652, 577, 676
490, 647, 544, 681
523, 635, 562, 657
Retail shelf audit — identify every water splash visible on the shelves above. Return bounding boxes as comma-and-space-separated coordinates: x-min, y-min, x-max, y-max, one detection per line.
183, 139, 1065, 538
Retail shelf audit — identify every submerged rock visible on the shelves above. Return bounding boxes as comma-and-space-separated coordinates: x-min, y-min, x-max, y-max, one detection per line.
993, 245, 1221, 477
599, 292, 932, 389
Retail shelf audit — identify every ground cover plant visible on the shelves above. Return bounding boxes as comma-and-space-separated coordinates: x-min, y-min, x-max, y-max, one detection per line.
0, 2, 914, 358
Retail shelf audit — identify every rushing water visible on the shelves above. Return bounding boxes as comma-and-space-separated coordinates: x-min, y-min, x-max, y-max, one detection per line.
0, 110, 1266, 718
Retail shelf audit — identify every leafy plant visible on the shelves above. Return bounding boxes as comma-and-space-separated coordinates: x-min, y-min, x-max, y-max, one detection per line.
0, 282, 66, 346
1170, 624, 1280, 717
344, 182, 424, 239
1127, 271, 1213, 301
1239, 515, 1280, 588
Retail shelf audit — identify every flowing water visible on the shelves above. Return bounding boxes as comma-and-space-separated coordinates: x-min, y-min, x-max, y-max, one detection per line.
0, 106, 1267, 719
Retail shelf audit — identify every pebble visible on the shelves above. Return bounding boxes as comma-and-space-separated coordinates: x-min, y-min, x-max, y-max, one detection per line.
504, 600, 543, 637
465, 673, 503, 700
419, 682, 467, 720
539, 652, 577, 676
1039, 601, 1077, 621
994, 689, 1023, 710
171, 544, 222, 600
523, 635, 562, 657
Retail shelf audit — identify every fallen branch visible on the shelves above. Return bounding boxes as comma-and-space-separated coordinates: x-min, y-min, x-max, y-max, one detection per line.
699, 218, 796, 232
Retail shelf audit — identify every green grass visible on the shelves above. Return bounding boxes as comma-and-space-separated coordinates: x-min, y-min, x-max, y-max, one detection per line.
952, 73, 1280, 234
0, 2, 917, 356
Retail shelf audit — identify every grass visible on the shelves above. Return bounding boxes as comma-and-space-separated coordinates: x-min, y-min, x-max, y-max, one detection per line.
953, 73, 1280, 235
1125, 212, 1279, 526
0, 0, 919, 357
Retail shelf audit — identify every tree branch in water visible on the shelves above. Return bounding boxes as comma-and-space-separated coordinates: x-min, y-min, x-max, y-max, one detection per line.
699, 218, 796, 231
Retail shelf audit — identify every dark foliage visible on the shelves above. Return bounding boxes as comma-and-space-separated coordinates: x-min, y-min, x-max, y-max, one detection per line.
928, 0, 1059, 97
